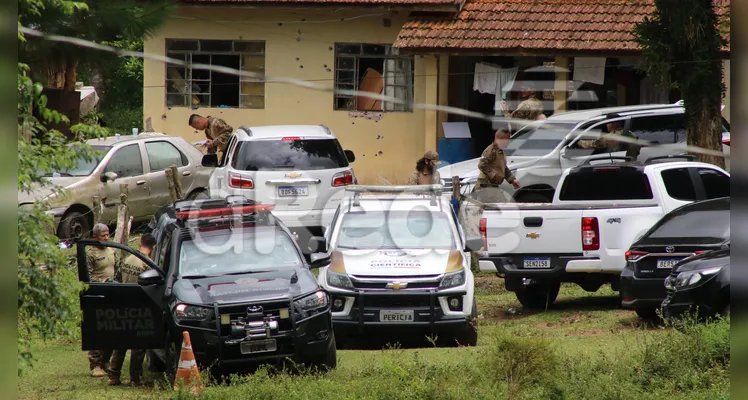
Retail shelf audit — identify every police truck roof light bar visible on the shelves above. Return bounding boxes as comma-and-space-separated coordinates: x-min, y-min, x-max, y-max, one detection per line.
176, 204, 275, 220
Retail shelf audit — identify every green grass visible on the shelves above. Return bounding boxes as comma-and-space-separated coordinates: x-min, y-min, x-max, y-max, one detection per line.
18, 273, 729, 400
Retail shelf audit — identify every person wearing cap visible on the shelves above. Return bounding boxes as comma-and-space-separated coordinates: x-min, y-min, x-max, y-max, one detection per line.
499, 85, 545, 121
188, 114, 234, 155
407, 150, 442, 185
472, 129, 521, 202
576, 114, 641, 159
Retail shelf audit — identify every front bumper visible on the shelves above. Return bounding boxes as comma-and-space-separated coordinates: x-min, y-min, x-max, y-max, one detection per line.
619, 267, 668, 310
171, 299, 334, 368
328, 289, 469, 335
662, 276, 723, 321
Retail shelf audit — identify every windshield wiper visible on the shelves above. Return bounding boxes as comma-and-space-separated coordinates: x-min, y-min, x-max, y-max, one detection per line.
222, 270, 273, 276
181, 274, 210, 279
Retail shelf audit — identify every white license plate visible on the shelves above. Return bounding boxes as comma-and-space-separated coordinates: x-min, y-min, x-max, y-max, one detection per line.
379, 310, 414, 322
523, 257, 551, 269
239, 339, 277, 354
656, 258, 682, 269
278, 186, 308, 197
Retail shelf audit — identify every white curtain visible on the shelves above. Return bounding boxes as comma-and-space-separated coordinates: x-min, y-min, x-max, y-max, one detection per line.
383, 48, 413, 111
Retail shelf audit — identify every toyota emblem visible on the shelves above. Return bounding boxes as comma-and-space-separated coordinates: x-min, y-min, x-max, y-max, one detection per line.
665, 246, 675, 253
247, 305, 264, 314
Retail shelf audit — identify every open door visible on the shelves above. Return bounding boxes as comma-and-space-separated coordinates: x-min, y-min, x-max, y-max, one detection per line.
76, 240, 167, 350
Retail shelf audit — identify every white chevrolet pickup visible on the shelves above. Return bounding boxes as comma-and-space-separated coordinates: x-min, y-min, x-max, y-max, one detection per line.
478, 155, 730, 309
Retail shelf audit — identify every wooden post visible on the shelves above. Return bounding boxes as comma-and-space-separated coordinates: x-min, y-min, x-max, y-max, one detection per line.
165, 164, 183, 202
113, 184, 130, 246
92, 196, 101, 224
451, 175, 460, 201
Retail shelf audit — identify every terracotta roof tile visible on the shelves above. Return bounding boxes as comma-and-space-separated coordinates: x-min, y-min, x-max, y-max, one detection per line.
394, 0, 730, 52
181, 0, 460, 5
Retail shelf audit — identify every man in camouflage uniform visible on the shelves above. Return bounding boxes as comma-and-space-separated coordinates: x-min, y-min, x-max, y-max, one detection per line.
189, 114, 234, 155
472, 129, 521, 203
499, 85, 545, 121
407, 150, 441, 185
107, 233, 157, 386
85, 223, 117, 377
576, 116, 641, 160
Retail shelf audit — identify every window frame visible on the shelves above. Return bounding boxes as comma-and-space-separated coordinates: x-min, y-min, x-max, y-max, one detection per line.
164, 39, 266, 109
333, 42, 415, 113
696, 167, 730, 200
103, 144, 145, 178
659, 166, 701, 202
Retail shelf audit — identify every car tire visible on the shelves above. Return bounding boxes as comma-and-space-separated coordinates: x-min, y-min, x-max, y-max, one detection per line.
635, 307, 661, 321
308, 336, 337, 372
515, 282, 560, 310
453, 300, 478, 347
721, 302, 730, 318
57, 210, 91, 241
186, 189, 209, 201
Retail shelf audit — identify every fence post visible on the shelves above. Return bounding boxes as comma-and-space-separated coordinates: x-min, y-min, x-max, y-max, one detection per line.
451, 175, 460, 202
92, 196, 101, 224
113, 184, 130, 247
165, 164, 183, 203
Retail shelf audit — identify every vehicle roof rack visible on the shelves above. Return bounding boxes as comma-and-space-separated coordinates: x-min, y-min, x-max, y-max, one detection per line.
580, 155, 634, 166
345, 184, 444, 207
644, 154, 696, 164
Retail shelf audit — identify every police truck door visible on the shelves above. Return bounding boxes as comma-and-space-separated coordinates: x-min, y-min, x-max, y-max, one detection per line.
76, 241, 166, 350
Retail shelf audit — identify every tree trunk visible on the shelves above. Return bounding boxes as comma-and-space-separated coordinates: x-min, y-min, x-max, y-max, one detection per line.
63, 59, 78, 91
687, 104, 725, 169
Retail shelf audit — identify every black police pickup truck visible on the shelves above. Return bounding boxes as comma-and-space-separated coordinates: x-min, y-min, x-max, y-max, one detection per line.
75, 197, 336, 382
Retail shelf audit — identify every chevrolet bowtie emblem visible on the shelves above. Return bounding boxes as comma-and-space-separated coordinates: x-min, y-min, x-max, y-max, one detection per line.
526, 232, 540, 239
386, 282, 408, 290
285, 172, 302, 179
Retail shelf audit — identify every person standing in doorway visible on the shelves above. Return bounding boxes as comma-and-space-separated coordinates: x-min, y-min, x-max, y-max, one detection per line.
188, 114, 234, 155
472, 129, 521, 203
407, 150, 442, 185
107, 233, 157, 386
85, 223, 116, 378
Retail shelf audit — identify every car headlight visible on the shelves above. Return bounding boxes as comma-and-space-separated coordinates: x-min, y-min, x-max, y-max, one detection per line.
672, 266, 723, 289
294, 290, 329, 319
173, 303, 212, 321
326, 270, 354, 290
439, 269, 466, 289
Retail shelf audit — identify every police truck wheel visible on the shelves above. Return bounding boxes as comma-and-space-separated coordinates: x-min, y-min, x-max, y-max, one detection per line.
308, 337, 337, 372
57, 211, 91, 241
635, 307, 661, 321
453, 300, 478, 347
515, 282, 560, 310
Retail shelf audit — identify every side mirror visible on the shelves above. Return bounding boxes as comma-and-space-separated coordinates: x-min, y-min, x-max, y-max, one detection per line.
101, 171, 118, 182
465, 236, 484, 252
344, 150, 356, 163
309, 253, 331, 269
201, 154, 218, 168
308, 236, 327, 253
137, 269, 164, 286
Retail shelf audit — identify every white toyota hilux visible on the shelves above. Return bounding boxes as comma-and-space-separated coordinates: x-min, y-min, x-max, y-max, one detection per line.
308, 185, 483, 348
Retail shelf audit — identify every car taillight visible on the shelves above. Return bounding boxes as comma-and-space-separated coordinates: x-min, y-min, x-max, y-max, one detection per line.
581, 217, 599, 251
229, 172, 254, 189
282, 136, 301, 141
480, 218, 487, 250
625, 250, 648, 262
332, 170, 354, 187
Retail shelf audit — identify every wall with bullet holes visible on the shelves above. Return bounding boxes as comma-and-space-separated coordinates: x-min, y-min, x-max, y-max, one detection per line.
143, 6, 445, 185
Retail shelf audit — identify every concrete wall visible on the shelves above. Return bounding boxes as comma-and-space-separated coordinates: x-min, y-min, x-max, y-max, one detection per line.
143, 6, 439, 184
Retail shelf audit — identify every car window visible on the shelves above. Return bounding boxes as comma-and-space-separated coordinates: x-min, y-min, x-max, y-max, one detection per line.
145, 141, 187, 171
104, 144, 144, 177
40, 144, 110, 177
661, 167, 697, 201
178, 228, 302, 276
674, 113, 688, 143
630, 114, 677, 144
157, 231, 171, 268
504, 121, 577, 157
336, 210, 456, 250
231, 138, 348, 171
558, 167, 654, 201
698, 168, 730, 199
646, 208, 730, 240
220, 135, 237, 167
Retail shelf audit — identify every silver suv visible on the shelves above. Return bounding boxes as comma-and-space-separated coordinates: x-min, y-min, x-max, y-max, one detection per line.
18, 133, 213, 240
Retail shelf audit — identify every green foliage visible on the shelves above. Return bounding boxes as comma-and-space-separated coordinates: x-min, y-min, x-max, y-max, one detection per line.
98, 38, 145, 134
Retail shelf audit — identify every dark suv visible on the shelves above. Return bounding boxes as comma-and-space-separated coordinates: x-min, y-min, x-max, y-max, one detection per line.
75, 197, 336, 382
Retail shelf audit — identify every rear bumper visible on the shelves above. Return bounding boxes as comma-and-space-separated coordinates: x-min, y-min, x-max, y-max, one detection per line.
619, 266, 668, 310
481, 254, 614, 278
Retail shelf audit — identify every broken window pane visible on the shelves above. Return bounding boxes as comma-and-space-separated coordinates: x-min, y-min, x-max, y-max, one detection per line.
336, 44, 361, 55
234, 41, 265, 54
200, 40, 232, 52
166, 39, 198, 52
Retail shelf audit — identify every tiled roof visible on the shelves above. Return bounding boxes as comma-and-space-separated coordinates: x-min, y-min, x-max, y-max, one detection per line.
180, 0, 462, 6
394, 0, 730, 53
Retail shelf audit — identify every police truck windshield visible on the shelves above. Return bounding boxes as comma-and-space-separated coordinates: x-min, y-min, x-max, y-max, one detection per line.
178, 228, 303, 277
336, 210, 456, 250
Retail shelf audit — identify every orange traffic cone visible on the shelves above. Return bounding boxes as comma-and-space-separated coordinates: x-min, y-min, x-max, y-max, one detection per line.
174, 331, 203, 396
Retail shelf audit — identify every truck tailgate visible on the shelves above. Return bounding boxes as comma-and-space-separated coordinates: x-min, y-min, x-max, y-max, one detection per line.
484, 205, 584, 255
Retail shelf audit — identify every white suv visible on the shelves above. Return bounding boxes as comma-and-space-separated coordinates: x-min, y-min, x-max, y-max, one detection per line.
203, 124, 356, 255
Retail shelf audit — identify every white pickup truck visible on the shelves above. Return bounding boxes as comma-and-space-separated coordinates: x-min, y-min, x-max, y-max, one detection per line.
478, 155, 730, 309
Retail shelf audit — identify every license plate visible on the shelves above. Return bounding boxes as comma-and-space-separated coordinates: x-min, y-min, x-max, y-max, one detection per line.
657, 258, 682, 269
523, 257, 551, 269
239, 339, 277, 354
379, 310, 414, 322
278, 186, 308, 197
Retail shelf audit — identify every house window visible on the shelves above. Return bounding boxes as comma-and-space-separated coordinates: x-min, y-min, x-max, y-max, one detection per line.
333, 43, 414, 112
165, 39, 265, 109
